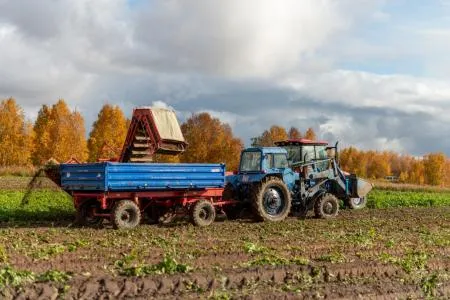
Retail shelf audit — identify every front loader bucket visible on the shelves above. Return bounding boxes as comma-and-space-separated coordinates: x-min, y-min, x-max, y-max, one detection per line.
356, 178, 373, 198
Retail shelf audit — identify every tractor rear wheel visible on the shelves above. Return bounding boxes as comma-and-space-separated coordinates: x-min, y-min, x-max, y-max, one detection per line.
251, 178, 291, 222
112, 200, 141, 229
314, 193, 339, 219
76, 200, 103, 227
190, 200, 216, 227
346, 197, 367, 210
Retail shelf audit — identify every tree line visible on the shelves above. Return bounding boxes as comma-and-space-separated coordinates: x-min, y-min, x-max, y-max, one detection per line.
1, 97, 449, 185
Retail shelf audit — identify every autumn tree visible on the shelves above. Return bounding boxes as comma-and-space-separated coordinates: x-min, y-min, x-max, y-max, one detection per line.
288, 127, 302, 139
339, 147, 368, 178
180, 113, 243, 170
408, 159, 425, 185
32, 99, 88, 163
251, 125, 288, 146
32, 105, 52, 165
0, 98, 32, 166
88, 104, 128, 161
423, 152, 446, 185
366, 151, 391, 179
443, 159, 450, 186
304, 127, 316, 140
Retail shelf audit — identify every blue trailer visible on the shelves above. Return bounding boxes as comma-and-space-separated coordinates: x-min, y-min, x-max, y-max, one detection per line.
60, 162, 234, 229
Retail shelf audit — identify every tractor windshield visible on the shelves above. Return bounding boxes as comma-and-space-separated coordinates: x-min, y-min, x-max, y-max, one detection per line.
284, 146, 300, 166
240, 151, 261, 172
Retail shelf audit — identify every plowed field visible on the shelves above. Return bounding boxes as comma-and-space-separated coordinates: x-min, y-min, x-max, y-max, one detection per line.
1, 206, 450, 299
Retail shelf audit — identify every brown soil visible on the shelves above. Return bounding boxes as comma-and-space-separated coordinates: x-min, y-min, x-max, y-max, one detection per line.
1, 206, 450, 299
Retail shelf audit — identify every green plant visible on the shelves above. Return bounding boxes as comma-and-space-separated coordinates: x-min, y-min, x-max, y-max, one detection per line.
317, 251, 347, 264
243, 242, 268, 254
38, 270, 72, 283
420, 272, 439, 298
379, 251, 429, 273
0, 245, 7, 263
116, 254, 192, 276
367, 190, 450, 209
0, 265, 35, 287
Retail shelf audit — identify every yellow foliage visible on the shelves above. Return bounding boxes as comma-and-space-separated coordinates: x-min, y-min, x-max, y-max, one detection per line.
304, 127, 316, 140
0, 98, 32, 166
88, 104, 128, 161
32, 99, 88, 164
180, 113, 243, 171
252, 125, 288, 146
423, 152, 446, 186
288, 127, 302, 139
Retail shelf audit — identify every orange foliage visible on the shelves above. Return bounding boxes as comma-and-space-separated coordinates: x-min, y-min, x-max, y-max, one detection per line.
251, 125, 288, 146
0, 98, 32, 166
32, 99, 88, 164
304, 127, 316, 140
288, 127, 302, 139
339, 148, 448, 186
88, 104, 128, 162
180, 113, 243, 171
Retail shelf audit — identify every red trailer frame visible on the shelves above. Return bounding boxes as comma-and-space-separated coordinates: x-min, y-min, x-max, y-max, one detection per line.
72, 187, 238, 228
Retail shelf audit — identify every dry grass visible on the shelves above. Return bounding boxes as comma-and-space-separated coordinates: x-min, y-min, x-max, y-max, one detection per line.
371, 180, 450, 193
0, 166, 38, 177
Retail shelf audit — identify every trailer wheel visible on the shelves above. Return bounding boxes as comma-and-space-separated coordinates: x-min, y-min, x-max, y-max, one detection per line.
190, 200, 216, 227
76, 200, 103, 227
251, 178, 292, 222
314, 193, 339, 219
112, 200, 141, 229
346, 197, 367, 210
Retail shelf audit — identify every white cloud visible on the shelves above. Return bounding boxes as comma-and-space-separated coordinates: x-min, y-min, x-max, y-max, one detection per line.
1, 0, 450, 156
281, 70, 450, 115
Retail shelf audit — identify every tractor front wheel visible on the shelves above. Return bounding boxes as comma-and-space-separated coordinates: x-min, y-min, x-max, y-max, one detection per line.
112, 200, 141, 229
251, 178, 292, 222
190, 200, 216, 227
346, 197, 367, 210
314, 193, 339, 219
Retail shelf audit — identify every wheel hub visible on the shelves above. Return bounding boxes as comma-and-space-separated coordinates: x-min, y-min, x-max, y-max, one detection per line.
323, 201, 334, 215
352, 198, 362, 205
263, 188, 283, 215
199, 208, 209, 220
121, 211, 131, 222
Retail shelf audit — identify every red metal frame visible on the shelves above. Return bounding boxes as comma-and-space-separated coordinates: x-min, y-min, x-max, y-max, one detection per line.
275, 138, 328, 146
119, 108, 187, 162
72, 188, 237, 219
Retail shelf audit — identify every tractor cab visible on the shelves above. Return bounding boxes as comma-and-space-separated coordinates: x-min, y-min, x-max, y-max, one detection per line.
274, 139, 333, 172
274, 139, 329, 166
239, 147, 289, 174
227, 147, 297, 192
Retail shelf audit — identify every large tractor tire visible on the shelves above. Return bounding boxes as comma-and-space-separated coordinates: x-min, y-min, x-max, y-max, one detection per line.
346, 197, 367, 210
75, 200, 103, 227
190, 200, 216, 227
314, 193, 339, 219
251, 178, 292, 222
111, 200, 141, 229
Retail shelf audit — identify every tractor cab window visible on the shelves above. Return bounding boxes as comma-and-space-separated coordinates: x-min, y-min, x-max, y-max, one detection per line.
240, 151, 261, 172
315, 146, 327, 160
274, 153, 288, 168
301, 146, 315, 163
284, 146, 300, 165
266, 153, 289, 169
314, 145, 329, 171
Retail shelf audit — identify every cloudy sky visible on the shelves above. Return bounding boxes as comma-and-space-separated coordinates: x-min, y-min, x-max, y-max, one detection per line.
1, 0, 450, 155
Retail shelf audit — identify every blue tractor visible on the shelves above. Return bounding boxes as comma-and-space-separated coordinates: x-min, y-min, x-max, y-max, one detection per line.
225, 139, 372, 221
